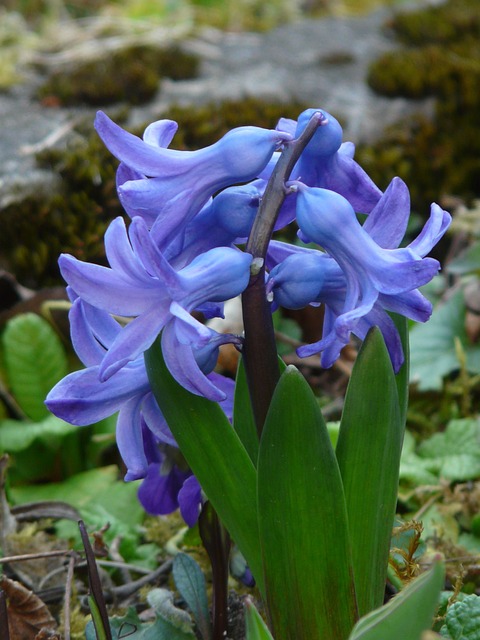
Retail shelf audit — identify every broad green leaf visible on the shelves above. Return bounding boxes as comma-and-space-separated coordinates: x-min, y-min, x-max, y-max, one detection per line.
142, 616, 195, 640
0, 414, 79, 482
409, 290, 480, 390
0, 415, 77, 452
258, 365, 358, 640
10, 465, 145, 536
145, 338, 263, 595
336, 328, 403, 617
349, 562, 444, 640
147, 588, 195, 636
233, 356, 259, 465
440, 594, 480, 639
173, 554, 211, 640
417, 418, 480, 481
399, 431, 439, 489
2, 313, 68, 421
448, 242, 480, 276
245, 598, 275, 640
85, 606, 195, 640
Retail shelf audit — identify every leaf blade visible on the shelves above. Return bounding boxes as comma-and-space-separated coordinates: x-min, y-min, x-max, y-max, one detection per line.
257, 365, 358, 640
144, 338, 263, 594
336, 328, 404, 617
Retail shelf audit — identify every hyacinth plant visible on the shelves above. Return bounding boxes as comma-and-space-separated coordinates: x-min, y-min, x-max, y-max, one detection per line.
46, 107, 450, 640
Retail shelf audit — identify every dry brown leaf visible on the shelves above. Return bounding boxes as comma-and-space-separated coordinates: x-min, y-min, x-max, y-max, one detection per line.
1, 576, 57, 640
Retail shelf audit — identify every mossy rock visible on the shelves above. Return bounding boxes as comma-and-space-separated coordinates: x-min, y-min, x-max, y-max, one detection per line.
37, 44, 200, 107
358, 0, 480, 214
389, 0, 480, 46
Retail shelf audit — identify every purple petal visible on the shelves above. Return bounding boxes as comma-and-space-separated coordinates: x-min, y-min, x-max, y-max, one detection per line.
59, 254, 155, 316
161, 320, 227, 401
104, 217, 151, 283
99, 305, 170, 380
46, 365, 148, 425
408, 203, 451, 257
138, 462, 188, 516
362, 177, 410, 248
178, 475, 202, 527
143, 119, 178, 148
116, 396, 148, 481
141, 392, 177, 447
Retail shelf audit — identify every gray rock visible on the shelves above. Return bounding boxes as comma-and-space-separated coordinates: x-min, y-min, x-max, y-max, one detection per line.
0, 4, 434, 212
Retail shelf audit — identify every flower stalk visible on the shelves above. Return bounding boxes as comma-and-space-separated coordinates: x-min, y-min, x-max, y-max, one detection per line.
242, 111, 327, 436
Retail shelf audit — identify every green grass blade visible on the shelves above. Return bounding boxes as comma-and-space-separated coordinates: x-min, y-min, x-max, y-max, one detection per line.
257, 365, 358, 640
348, 562, 444, 640
144, 338, 263, 594
336, 328, 404, 617
245, 598, 275, 640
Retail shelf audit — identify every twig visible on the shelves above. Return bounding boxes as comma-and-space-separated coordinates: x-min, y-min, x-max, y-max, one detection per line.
64, 552, 77, 640
0, 550, 73, 564
110, 559, 173, 600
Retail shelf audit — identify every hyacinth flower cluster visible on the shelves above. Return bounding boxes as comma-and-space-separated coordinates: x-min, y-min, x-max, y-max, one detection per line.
46, 107, 451, 529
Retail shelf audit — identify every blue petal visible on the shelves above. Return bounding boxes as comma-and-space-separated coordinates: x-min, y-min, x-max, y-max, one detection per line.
99, 305, 170, 380
45, 365, 148, 425
59, 254, 155, 316
362, 177, 410, 248
141, 392, 177, 447
116, 396, 148, 481
178, 475, 202, 527
161, 319, 227, 401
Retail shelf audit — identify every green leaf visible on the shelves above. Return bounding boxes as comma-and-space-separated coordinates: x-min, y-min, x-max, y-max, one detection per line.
448, 242, 480, 276
245, 598, 275, 640
409, 290, 480, 390
10, 466, 145, 560
88, 595, 111, 640
336, 328, 404, 617
0, 414, 77, 452
173, 553, 211, 640
147, 588, 195, 636
233, 356, 259, 465
440, 594, 480, 639
257, 365, 358, 640
144, 337, 263, 595
399, 431, 439, 489
2, 313, 68, 421
0, 414, 79, 482
417, 418, 480, 481
349, 562, 444, 640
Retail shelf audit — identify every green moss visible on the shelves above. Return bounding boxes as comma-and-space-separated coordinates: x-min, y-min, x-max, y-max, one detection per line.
37, 44, 200, 106
358, 0, 480, 214
389, 0, 480, 46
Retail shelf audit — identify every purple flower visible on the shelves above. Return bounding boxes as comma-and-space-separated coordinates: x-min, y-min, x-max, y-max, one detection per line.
58, 215, 252, 399
290, 108, 382, 213
95, 111, 291, 248
46, 295, 235, 527
267, 177, 451, 370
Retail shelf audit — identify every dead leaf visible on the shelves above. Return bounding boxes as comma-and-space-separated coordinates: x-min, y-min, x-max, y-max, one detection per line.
1, 577, 57, 640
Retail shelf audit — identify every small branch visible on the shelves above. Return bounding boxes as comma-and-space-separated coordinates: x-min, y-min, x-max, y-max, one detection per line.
64, 552, 76, 640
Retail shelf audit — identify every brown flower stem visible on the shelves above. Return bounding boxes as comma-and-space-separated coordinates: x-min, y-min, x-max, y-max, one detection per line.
242, 111, 326, 437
